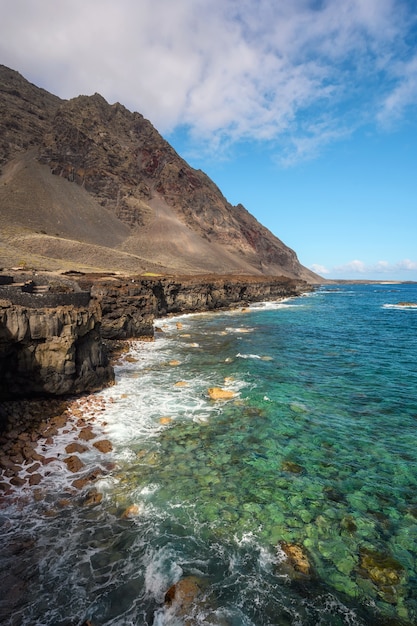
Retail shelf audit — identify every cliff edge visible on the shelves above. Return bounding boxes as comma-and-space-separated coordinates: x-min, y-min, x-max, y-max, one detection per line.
0, 299, 114, 399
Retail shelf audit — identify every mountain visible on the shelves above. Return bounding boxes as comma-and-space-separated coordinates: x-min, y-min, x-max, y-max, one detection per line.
0, 65, 320, 282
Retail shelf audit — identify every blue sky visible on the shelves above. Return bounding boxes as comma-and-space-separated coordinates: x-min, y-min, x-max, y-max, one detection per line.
1, 0, 417, 280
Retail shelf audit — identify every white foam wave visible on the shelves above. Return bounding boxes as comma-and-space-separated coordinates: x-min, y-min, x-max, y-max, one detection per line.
225, 326, 254, 333
383, 303, 417, 310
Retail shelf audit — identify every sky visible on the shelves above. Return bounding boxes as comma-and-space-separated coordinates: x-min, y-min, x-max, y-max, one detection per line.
1, 0, 417, 280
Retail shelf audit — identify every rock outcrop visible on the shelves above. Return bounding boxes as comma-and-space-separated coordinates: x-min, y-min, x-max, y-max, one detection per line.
0, 299, 114, 399
87, 274, 309, 339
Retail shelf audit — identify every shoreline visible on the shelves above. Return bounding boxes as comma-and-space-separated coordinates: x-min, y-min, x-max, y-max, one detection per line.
1, 287, 416, 625
0, 295, 296, 502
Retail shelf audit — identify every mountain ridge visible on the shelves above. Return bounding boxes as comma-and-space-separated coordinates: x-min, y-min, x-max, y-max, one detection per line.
0, 65, 320, 283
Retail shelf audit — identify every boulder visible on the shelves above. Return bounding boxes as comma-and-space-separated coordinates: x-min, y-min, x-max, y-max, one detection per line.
78, 427, 96, 441
64, 455, 84, 473
65, 442, 88, 454
92, 439, 113, 453
164, 576, 208, 622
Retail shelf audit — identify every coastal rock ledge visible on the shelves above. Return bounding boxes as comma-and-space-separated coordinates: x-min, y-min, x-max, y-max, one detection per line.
0, 300, 114, 399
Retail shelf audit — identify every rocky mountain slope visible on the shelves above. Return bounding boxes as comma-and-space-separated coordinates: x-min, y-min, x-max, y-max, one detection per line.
0, 65, 320, 282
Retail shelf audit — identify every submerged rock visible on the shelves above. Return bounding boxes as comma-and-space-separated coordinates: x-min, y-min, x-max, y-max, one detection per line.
278, 541, 312, 578
121, 504, 141, 518
207, 387, 236, 400
282, 460, 304, 474
358, 547, 406, 603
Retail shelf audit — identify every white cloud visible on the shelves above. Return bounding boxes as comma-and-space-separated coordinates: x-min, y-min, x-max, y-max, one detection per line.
331, 259, 417, 276
397, 259, 417, 271
0, 0, 415, 161
310, 263, 330, 275
334, 260, 368, 274
378, 54, 417, 126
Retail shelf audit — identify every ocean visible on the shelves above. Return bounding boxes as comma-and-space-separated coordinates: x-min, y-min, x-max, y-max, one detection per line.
1, 283, 417, 625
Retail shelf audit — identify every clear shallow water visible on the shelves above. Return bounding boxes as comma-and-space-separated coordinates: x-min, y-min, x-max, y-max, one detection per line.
1, 284, 417, 625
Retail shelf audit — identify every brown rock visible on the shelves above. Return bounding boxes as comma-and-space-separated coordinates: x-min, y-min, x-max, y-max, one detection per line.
64, 455, 84, 473
42, 457, 57, 465
26, 462, 41, 474
42, 426, 58, 438
65, 442, 88, 454
72, 467, 103, 490
279, 542, 311, 577
121, 504, 140, 518
164, 576, 208, 616
208, 387, 236, 400
282, 460, 304, 474
10, 476, 26, 487
50, 414, 68, 428
28, 473, 42, 486
0, 456, 21, 473
72, 477, 90, 490
78, 428, 96, 441
84, 490, 103, 506
92, 439, 113, 453
359, 548, 404, 588
21, 445, 36, 461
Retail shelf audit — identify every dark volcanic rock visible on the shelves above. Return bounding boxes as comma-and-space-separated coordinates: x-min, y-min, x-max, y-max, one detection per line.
89, 274, 309, 339
0, 300, 114, 399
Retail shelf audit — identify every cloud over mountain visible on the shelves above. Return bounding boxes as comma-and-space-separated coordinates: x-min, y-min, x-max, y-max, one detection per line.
1, 0, 416, 163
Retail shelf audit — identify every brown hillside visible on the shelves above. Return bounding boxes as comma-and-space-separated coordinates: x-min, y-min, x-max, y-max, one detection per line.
0, 65, 320, 282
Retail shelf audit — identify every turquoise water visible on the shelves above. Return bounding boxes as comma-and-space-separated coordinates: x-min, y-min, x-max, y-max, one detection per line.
1, 283, 417, 625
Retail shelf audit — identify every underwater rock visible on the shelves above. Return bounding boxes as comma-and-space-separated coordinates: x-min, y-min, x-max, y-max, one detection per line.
340, 515, 357, 534
72, 467, 104, 489
278, 541, 312, 578
83, 490, 103, 506
121, 504, 140, 518
358, 547, 405, 603
207, 387, 236, 400
282, 460, 304, 474
324, 486, 346, 503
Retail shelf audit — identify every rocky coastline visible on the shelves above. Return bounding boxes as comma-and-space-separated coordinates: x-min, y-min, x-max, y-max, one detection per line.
0, 272, 312, 497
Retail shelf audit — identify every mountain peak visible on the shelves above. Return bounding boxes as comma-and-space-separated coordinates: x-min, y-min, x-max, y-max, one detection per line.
0, 65, 320, 282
